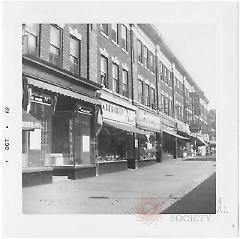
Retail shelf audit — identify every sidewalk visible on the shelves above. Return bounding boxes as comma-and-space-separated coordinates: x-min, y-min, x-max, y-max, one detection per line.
183, 155, 216, 161
23, 158, 216, 214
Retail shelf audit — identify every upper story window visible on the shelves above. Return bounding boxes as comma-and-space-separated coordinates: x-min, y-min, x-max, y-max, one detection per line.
121, 25, 127, 51
49, 25, 62, 66
145, 84, 150, 107
138, 80, 144, 104
166, 70, 170, 85
159, 62, 163, 74
164, 66, 167, 79
137, 40, 143, 63
122, 69, 129, 98
100, 24, 108, 36
112, 24, 118, 44
149, 52, 154, 73
151, 87, 156, 109
100, 55, 108, 88
23, 24, 39, 56
160, 94, 164, 112
112, 63, 119, 93
164, 97, 169, 115
143, 46, 148, 69
169, 99, 173, 117
69, 36, 80, 75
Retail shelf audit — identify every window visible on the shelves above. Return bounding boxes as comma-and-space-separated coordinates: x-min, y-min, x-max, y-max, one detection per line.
100, 55, 108, 88
169, 99, 172, 116
121, 25, 127, 51
164, 67, 167, 80
138, 80, 144, 104
69, 36, 80, 75
49, 25, 61, 66
112, 24, 118, 44
151, 87, 156, 109
164, 97, 168, 115
122, 70, 129, 97
23, 24, 39, 56
145, 84, 150, 107
159, 62, 163, 73
137, 40, 143, 63
100, 24, 108, 36
112, 63, 119, 93
167, 70, 171, 85
144, 46, 148, 69
149, 52, 154, 73
161, 94, 164, 112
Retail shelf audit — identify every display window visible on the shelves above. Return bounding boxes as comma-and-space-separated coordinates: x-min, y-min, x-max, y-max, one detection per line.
139, 133, 157, 160
98, 127, 133, 162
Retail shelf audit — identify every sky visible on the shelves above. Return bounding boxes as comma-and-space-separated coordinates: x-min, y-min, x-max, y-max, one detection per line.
156, 22, 217, 110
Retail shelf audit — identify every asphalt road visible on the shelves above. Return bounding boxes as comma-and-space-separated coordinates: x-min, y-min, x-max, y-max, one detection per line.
162, 172, 216, 214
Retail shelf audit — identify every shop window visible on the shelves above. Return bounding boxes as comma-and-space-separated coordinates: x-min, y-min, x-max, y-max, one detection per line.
143, 46, 148, 69
49, 25, 62, 66
112, 24, 118, 44
138, 79, 144, 104
112, 63, 119, 93
69, 36, 80, 75
122, 69, 129, 97
23, 24, 39, 56
100, 24, 108, 36
100, 55, 108, 88
145, 84, 150, 107
121, 25, 127, 51
137, 39, 143, 63
151, 87, 156, 109
139, 134, 157, 161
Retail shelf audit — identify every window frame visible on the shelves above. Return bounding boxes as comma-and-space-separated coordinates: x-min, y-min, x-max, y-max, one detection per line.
112, 63, 119, 93
100, 24, 108, 36
111, 24, 118, 44
122, 69, 129, 98
138, 79, 144, 104
69, 35, 80, 75
100, 55, 108, 88
137, 39, 143, 63
121, 24, 127, 51
145, 84, 150, 107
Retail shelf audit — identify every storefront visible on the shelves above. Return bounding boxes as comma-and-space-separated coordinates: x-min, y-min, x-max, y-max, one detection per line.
136, 108, 161, 167
22, 56, 102, 185
176, 121, 191, 158
97, 95, 145, 174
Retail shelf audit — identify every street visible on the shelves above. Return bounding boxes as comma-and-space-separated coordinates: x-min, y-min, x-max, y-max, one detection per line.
23, 158, 216, 214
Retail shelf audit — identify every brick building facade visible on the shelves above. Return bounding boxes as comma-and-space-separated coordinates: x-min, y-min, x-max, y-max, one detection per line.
22, 23, 211, 186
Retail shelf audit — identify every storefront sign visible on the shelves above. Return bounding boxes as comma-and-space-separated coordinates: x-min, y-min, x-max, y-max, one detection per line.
136, 109, 160, 132
101, 101, 135, 125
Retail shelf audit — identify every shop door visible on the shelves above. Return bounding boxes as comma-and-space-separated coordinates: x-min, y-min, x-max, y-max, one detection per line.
73, 113, 91, 165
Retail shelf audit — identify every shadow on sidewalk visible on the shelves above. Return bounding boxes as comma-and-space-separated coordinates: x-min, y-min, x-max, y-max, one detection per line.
161, 172, 216, 214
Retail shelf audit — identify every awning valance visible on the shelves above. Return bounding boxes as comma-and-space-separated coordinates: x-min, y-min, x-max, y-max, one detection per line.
27, 77, 101, 105
163, 129, 189, 140
22, 110, 41, 130
103, 119, 146, 135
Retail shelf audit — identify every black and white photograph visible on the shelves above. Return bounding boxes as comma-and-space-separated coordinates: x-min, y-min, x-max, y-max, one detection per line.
1, 1, 238, 238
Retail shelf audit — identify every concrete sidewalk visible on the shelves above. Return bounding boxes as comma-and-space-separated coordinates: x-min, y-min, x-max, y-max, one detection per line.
23, 158, 216, 214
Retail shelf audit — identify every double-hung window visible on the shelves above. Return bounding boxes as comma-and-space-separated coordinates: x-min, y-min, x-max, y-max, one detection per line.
100, 55, 108, 88
23, 24, 39, 56
49, 25, 61, 66
69, 36, 80, 75
121, 25, 127, 51
112, 24, 118, 44
112, 63, 119, 93
138, 80, 144, 104
145, 84, 150, 107
151, 87, 156, 109
144, 46, 148, 69
137, 40, 143, 63
169, 99, 172, 116
149, 52, 154, 73
100, 24, 108, 36
164, 97, 169, 115
161, 94, 164, 112
122, 70, 129, 97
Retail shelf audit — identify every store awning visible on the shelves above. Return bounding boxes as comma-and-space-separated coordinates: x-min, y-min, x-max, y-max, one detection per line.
27, 77, 101, 105
197, 136, 208, 146
163, 129, 189, 140
22, 110, 41, 131
103, 119, 146, 135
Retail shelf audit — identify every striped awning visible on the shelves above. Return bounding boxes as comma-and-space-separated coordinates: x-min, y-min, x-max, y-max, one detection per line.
27, 77, 101, 105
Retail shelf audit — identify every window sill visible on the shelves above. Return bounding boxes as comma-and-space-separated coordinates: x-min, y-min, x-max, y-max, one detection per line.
122, 48, 128, 54
112, 40, 119, 47
100, 30, 109, 39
